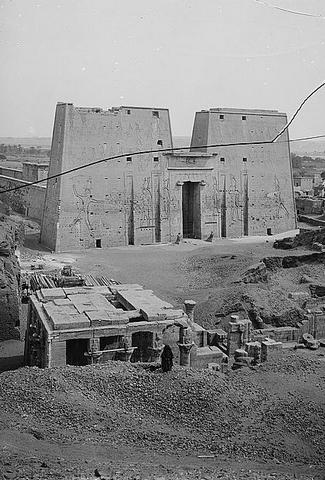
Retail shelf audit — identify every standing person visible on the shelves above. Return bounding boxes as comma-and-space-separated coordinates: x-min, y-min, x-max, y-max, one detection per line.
161, 344, 174, 372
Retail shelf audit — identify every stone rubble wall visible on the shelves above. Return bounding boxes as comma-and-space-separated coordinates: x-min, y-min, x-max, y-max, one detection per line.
0, 175, 46, 221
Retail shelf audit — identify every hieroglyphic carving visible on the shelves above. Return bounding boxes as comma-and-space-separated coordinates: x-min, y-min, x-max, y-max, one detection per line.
212, 176, 221, 215
133, 176, 153, 227
265, 175, 290, 218
228, 175, 240, 225
161, 177, 178, 220
70, 178, 104, 235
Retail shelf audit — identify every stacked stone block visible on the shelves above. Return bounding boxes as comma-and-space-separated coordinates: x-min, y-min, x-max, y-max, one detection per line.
261, 338, 283, 362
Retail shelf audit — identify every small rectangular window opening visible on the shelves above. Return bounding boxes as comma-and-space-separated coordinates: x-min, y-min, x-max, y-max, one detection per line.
126, 157, 132, 162
219, 115, 224, 120
267, 228, 272, 236
243, 157, 247, 162
242, 116, 247, 120
220, 157, 225, 162
153, 111, 159, 118
96, 239, 102, 248
153, 157, 159, 162
157, 140, 163, 146
127, 109, 131, 115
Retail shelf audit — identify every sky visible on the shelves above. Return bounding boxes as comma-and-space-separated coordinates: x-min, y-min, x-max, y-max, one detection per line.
0, 0, 325, 138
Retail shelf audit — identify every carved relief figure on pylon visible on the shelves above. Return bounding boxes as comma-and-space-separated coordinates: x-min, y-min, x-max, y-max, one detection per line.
265, 175, 289, 219
138, 176, 153, 227
70, 178, 104, 235
161, 176, 178, 220
228, 175, 240, 225
212, 176, 221, 215
161, 177, 171, 220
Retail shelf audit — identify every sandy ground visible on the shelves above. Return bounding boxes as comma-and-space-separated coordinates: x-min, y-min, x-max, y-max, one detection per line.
20, 229, 300, 306
0, 228, 309, 372
1, 227, 325, 479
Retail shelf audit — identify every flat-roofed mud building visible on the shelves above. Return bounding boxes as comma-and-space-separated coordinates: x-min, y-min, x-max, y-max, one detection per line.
41, 104, 296, 252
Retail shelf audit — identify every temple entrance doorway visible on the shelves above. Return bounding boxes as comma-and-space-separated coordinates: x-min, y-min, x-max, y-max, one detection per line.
182, 181, 201, 238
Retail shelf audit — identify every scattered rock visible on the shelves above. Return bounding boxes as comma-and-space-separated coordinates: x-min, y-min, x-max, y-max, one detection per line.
241, 262, 268, 284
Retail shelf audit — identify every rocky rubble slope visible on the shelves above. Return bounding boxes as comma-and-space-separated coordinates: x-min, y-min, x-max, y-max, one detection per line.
0, 213, 24, 340
0, 350, 324, 479
189, 250, 325, 329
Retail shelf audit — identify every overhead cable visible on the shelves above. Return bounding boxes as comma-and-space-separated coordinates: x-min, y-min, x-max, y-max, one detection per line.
0, 133, 324, 195
272, 81, 325, 141
254, 0, 325, 19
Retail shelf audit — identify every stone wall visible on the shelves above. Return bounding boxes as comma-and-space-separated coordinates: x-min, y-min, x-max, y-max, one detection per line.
41, 104, 174, 251
296, 197, 324, 215
0, 167, 22, 179
191, 108, 296, 237
0, 176, 46, 221
22, 163, 49, 183
251, 311, 325, 344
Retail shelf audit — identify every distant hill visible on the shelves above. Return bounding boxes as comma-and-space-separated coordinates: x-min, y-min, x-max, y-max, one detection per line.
173, 137, 325, 158
1, 136, 192, 151
290, 140, 325, 158
0, 137, 51, 149
2, 135, 323, 158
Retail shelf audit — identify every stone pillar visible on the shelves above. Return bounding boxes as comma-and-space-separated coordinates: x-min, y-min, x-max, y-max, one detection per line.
261, 339, 282, 362
118, 336, 135, 362
120, 347, 136, 362
227, 316, 252, 356
85, 337, 102, 364
313, 311, 324, 339
178, 342, 194, 367
245, 341, 262, 364
184, 300, 196, 324
89, 337, 100, 351
50, 340, 66, 367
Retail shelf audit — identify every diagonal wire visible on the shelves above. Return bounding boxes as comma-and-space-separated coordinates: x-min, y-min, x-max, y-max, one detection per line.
0, 134, 325, 195
254, 0, 325, 19
272, 81, 325, 141
1, 82, 325, 195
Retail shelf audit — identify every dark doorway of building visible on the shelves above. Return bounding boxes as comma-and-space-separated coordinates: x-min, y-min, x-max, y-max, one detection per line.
182, 182, 201, 238
66, 339, 88, 366
96, 239, 102, 248
267, 228, 272, 236
100, 335, 123, 361
131, 331, 153, 362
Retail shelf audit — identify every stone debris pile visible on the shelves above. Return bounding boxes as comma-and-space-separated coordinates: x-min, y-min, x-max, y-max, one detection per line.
0, 350, 324, 479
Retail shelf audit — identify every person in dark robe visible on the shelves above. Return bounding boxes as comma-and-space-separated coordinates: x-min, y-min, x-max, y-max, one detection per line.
161, 344, 173, 372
